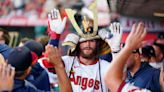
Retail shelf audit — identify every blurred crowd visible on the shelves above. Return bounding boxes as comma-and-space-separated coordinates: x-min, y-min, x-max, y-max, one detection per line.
0, 0, 80, 19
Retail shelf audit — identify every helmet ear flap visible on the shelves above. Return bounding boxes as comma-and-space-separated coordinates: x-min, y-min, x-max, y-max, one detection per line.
68, 44, 80, 56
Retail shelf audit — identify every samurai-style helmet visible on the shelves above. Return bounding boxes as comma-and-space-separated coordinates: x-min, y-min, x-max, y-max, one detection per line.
62, 0, 111, 56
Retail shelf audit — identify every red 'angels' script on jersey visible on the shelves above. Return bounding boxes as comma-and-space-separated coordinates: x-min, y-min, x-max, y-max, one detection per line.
69, 72, 100, 90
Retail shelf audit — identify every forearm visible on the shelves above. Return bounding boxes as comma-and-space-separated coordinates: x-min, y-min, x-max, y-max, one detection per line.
48, 31, 60, 47
111, 46, 132, 79
105, 46, 132, 91
54, 64, 72, 92
49, 39, 60, 47
47, 24, 61, 47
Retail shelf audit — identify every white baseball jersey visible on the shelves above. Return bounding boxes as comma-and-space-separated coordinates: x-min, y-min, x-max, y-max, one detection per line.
149, 62, 163, 69
119, 82, 151, 92
62, 56, 110, 92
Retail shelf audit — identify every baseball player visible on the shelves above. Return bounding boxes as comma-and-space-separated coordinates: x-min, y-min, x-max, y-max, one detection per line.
44, 1, 122, 92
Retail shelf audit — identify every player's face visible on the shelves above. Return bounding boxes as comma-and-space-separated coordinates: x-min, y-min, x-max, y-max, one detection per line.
79, 39, 97, 59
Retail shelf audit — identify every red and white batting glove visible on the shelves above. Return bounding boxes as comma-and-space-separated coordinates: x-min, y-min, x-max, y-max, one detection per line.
47, 9, 67, 39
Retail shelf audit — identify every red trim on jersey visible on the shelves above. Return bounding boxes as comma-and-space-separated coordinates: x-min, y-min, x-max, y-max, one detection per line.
42, 59, 56, 74
79, 58, 99, 65
117, 81, 126, 92
31, 51, 38, 65
129, 88, 140, 92
41, 58, 65, 74
42, 53, 65, 68
39, 54, 45, 59
42, 59, 54, 68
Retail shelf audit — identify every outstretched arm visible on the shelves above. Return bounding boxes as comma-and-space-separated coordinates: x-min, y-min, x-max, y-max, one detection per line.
104, 22, 147, 92
46, 9, 72, 92
45, 45, 72, 92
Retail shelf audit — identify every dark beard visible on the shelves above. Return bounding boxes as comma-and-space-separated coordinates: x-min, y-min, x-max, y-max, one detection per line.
80, 47, 97, 59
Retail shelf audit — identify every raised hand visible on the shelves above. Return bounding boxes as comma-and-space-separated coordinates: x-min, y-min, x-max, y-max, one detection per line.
45, 44, 62, 66
48, 9, 67, 34
104, 22, 147, 92
45, 45, 73, 92
125, 22, 147, 50
0, 64, 15, 91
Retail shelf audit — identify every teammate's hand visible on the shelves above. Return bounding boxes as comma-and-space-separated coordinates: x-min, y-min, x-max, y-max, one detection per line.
45, 45, 63, 67
125, 22, 147, 50
48, 9, 67, 34
0, 64, 15, 91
